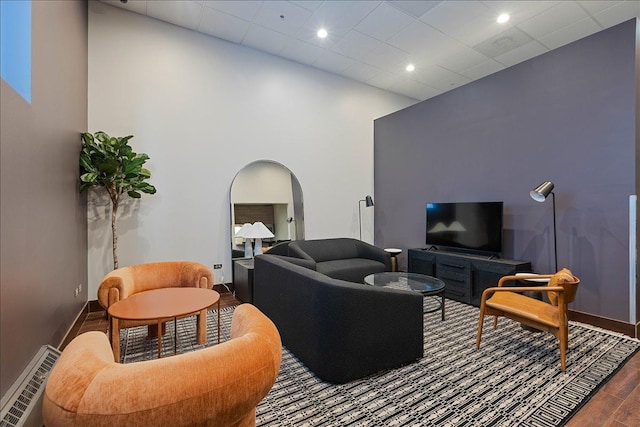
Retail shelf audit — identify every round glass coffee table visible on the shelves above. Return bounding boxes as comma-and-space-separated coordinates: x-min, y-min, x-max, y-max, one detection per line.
364, 272, 446, 320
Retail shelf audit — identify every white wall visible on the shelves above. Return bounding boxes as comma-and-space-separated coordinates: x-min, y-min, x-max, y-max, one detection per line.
87, 2, 415, 295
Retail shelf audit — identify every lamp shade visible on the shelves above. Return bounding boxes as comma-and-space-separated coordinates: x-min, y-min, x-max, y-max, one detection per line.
244, 222, 275, 239
234, 223, 253, 238
364, 195, 374, 207
530, 181, 554, 202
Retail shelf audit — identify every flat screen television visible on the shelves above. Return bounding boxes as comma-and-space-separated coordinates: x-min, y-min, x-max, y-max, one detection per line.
425, 201, 503, 256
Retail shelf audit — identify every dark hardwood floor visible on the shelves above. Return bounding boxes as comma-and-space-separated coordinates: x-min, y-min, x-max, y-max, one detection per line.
61, 289, 639, 427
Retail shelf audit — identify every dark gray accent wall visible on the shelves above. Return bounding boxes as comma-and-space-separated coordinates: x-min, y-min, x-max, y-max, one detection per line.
374, 20, 638, 323
0, 1, 87, 398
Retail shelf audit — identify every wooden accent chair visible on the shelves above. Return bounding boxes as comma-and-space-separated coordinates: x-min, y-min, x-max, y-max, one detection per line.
476, 268, 580, 372
43, 304, 282, 427
97, 261, 214, 358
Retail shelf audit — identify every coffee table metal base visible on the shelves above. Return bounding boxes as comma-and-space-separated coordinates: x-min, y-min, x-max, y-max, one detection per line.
364, 272, 446, 321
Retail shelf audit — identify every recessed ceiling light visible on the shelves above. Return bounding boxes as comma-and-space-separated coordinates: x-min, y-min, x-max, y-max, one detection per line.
497, 13, 510, 24
406, 64, 415, 72
317, 28, 328, 39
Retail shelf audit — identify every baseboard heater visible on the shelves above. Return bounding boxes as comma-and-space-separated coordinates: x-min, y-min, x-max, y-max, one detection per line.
0, 345, 60, 427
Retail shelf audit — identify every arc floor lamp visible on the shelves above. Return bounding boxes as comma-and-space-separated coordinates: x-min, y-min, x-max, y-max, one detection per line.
358, 195, 374, 240
530, 181, 558, 271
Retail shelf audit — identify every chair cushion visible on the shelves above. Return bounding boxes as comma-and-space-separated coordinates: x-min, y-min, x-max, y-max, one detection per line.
486, 292, 559, 328
547, 268, 575, 305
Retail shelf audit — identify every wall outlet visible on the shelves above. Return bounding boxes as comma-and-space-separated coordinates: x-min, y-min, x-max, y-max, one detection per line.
213, 264, 222, 269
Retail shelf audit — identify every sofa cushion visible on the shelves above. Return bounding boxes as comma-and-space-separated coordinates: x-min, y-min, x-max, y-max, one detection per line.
290, 239, 359, 262
317, 258, 386, 283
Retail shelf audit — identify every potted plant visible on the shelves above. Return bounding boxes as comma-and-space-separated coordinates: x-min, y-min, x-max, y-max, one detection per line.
79, 131, 156, 269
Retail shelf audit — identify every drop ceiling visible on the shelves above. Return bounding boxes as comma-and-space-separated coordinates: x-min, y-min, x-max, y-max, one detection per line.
100, 0, 640, 101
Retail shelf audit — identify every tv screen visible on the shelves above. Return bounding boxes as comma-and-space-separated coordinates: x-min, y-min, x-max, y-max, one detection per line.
426, 202, 503, 255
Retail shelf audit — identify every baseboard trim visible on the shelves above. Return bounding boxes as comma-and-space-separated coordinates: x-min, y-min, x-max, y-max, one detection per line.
568, 309, 636, 337
88, 299, 103, 312
57, 301, 89, 349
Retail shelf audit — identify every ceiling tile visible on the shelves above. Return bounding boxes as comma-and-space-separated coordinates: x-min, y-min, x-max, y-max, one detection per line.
538, 17, 602, 51
473, 26, 533, 58
199, 7, 251, 43
252, 1, 312, 37
341, 62, 384, 82
517, 1, 590, 39
482, 1, 560, 23
419, 1, 503, 46
459, 59, 505, 80
428, 72, 471, 91
494, 40, 548, 67
360, 42, 410, 70
366, 70, 397, 90
242, 24, 290, 55
578, 1, 625, 15
592, 1, 640, 28
289, 1, 324, 13
312, 50, 358, 73
387, 20, 454, 56
146, 1, 204, 30
331, 30, 381, 60
279, 38, 325, 65
202, 1, 261, 21
355, 2, 415, 41
409, 63, 460, 86
387, 0, 441, 18
302, 1, 381, 39
436, 43, 490, 72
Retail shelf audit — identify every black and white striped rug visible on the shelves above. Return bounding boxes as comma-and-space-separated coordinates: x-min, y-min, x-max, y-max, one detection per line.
121, 300, 639, 427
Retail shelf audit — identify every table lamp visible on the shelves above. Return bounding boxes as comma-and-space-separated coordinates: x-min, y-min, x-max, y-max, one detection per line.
245, 222, 275, 257
234, 223, 254, 258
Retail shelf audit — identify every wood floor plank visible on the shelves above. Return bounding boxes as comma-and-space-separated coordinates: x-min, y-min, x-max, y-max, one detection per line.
612, 384, 640, 426
601, 357, 640, 399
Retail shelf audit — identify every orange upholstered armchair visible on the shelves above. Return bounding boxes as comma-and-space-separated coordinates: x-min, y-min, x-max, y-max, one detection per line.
43, 304, 282, 427
476, 268, 580, 372
98, 261, 213, 350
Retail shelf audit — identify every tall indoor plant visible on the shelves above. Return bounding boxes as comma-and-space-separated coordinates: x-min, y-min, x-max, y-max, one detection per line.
79, 131, 156, 269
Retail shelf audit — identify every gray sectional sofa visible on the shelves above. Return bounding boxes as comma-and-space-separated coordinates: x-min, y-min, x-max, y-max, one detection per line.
253, 238, 423, 384
266, 238, 391, 283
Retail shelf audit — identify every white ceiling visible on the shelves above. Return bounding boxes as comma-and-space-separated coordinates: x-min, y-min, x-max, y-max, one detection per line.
100, 0, 640, 101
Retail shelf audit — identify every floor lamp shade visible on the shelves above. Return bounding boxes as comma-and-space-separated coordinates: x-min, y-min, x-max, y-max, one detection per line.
358, 195, 374, 240
530, 181, 555, 202
530, 181, 558, 271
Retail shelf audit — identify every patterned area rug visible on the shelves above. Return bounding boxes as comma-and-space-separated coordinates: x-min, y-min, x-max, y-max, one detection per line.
120, 300, 639, 427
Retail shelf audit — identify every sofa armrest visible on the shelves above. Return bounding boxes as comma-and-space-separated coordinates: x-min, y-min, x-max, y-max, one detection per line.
178, 262, 214, 289
262, 254, 316, 270
356, 241, 392, 270
97, 272, 136, 310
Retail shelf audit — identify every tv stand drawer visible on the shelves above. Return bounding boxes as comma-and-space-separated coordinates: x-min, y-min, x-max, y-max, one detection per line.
408, 249, 531, 307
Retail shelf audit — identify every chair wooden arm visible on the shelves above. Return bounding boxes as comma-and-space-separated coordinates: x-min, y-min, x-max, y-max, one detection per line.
481, 285, 565, 303
497, 274, 553, 287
